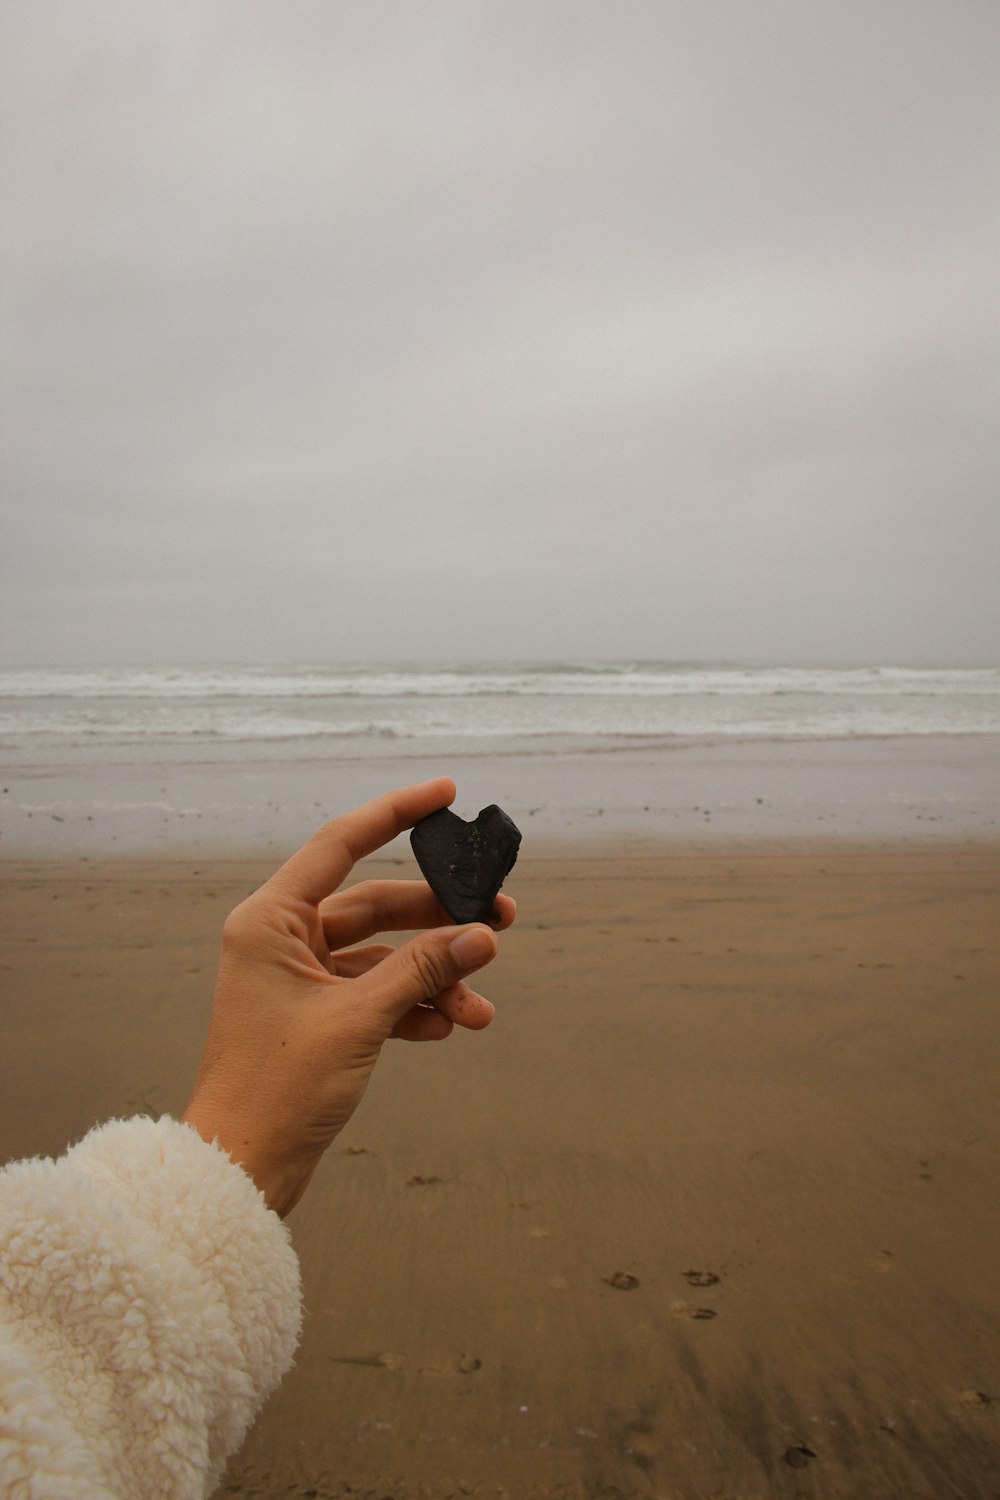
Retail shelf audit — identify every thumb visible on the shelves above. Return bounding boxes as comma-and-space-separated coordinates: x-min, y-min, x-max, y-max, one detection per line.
357, 924, 499, 1029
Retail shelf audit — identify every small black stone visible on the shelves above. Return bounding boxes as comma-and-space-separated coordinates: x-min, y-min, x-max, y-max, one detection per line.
410, 804, 521, 924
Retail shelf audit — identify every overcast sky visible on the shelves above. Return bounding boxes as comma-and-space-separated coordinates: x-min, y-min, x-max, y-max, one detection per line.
2, 1, 998, 667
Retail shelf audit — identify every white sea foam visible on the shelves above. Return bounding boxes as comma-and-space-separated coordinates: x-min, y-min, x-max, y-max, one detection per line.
1, 662, 998, 748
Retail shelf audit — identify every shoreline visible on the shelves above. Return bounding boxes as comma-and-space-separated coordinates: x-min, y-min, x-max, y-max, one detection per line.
2, 731, 999, 855
3, 829, 1000, 866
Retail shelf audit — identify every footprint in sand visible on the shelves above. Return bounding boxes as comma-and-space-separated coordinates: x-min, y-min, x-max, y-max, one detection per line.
959, 1389, 993, 1410
603, 1271, 640, 1291
669, 1299, 716, 1320
783, 1444, 817, 1468
405, 1173, 442, 1186
683, 1269, 720, 1287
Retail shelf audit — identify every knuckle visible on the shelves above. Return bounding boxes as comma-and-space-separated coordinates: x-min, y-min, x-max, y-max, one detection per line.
403, 939, 450, 997
221, 896, 259, 947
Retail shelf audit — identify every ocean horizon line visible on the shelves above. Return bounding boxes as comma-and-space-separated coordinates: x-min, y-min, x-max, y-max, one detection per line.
1, 654, 997, 675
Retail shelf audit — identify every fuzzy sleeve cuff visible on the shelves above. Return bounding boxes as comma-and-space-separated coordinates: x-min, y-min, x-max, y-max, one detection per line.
0, 1115, 302, 1499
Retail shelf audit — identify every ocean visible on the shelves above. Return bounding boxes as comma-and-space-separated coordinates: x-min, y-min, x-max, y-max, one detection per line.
3, 663, 998, 850
2, 662, 998, 755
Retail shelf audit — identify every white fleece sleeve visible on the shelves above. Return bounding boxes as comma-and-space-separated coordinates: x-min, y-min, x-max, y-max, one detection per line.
0, 1116, 302, 1499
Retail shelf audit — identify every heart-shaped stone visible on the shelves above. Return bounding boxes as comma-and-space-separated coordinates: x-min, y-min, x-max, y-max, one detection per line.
410, 804, 521, 924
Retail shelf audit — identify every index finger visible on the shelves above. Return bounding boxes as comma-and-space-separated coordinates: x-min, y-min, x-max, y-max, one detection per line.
269, 776, 456, 905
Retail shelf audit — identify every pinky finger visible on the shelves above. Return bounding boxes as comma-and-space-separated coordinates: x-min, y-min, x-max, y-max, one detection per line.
391, 1004, 455, 1042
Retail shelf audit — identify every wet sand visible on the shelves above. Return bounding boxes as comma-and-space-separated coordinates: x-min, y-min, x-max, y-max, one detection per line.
1, 842, 999, 1497
3, 731, 999, 853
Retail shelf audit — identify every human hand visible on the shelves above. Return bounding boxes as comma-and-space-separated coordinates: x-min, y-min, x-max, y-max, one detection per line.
181, 777, 514, 1217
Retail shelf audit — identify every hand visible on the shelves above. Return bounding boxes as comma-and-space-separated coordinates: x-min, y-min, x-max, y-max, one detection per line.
181, 777, 514, 1217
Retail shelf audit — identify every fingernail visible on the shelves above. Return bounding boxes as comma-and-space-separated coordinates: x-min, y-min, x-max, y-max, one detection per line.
449, 927, 498, 967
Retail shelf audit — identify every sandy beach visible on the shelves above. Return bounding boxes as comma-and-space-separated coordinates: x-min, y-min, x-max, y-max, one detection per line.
2, 837, 998, 1498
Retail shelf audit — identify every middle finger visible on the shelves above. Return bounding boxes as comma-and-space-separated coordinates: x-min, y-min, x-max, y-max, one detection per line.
321, 878, 516, 949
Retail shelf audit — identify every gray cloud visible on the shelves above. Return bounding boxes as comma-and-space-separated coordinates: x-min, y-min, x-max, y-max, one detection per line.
2, 0, 998, 664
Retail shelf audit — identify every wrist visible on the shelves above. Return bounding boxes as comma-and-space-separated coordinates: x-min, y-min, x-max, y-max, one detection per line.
181, 1097, 318, 1219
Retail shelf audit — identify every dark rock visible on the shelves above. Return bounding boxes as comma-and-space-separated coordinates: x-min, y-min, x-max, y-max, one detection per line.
410, 804, 521, 924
